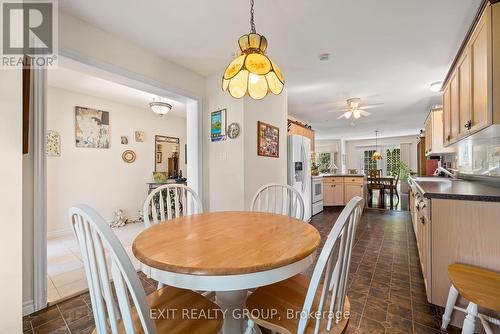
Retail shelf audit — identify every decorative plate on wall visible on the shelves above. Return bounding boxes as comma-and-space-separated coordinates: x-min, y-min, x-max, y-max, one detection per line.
227, 122, 240, 139
122, 150, 136, 163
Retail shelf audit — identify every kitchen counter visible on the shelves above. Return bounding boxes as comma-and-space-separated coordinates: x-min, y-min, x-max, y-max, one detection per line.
320, 174, 365, 177
409, 175, 500, 202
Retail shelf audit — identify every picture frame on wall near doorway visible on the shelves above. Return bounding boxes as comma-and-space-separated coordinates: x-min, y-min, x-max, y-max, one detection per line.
211, 109, 227, 142
257, 121, 279, 158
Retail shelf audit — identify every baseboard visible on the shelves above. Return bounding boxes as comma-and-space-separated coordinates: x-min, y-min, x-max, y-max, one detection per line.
47, 228, 72, 239
23, 300, 34, 316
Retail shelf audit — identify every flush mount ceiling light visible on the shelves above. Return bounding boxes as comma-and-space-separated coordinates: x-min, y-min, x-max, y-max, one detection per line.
149, 99, 172, 115
372, 130, 383, 161
430, 81, 443, 92
222, 0, 284, 100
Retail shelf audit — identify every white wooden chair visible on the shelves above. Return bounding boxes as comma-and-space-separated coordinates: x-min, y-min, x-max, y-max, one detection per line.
244, 197, 364, 334
142, 184, 203, 227
68, 205, 222, 334
251, 183, 305, 221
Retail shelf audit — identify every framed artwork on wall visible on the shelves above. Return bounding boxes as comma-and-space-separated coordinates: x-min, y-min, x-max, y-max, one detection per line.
257, 121, 279, 158
46, 130, 61, 157
211, 109, 227, 142
75, 106, 110, 148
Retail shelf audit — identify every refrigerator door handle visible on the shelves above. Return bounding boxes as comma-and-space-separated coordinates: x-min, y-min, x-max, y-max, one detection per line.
301, 143, 306, 193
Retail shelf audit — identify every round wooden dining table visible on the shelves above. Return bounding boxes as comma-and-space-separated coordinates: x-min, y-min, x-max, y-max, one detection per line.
132, 211, 321, 334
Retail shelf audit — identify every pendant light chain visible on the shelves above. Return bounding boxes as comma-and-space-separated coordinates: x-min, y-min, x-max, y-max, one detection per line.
250, 0, 256, 33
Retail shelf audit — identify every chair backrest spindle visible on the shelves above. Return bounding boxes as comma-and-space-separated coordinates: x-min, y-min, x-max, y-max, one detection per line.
251, 184, 305, 221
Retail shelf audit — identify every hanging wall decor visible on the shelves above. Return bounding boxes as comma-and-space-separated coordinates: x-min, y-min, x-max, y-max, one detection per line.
211, 109, 227, 142
122, 150, 136, 163
257, 121, 279, 158
75, 106, 110, 148
135, 131, 145, 142
227, 122, 241, 139
46, 130, 61, 157
121, 136, 129, 145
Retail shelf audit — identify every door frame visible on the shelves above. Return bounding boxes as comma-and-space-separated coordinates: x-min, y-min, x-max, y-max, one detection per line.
31, 51, 204, 312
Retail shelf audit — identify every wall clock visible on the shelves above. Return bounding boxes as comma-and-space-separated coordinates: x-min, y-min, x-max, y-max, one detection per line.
227, 122, 241, 139
122, 150, 136, 163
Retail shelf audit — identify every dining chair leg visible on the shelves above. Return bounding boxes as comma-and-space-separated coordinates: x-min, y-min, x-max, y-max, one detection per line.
244, 319, 255, 334
441, 285, 459, 330
390, 188, 394, 210
462, 302, 478, 334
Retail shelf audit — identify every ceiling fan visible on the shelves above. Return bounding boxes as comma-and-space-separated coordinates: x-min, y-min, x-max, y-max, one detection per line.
333, 98, 382, 120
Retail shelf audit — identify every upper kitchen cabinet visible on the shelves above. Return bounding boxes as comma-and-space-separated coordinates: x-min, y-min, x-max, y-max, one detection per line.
287, 119, 315, 152
442, 3, 500, 146
424, 107, 455, 156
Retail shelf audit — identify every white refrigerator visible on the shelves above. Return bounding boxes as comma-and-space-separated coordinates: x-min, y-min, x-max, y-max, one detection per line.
287, 135, 312, 222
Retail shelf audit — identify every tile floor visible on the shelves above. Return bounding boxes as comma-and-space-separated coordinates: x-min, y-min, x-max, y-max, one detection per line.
47, 222, 145, 302
27, 207, 461, 334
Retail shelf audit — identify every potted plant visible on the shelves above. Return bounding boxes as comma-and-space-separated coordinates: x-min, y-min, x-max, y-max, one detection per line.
399, 161, 411, 194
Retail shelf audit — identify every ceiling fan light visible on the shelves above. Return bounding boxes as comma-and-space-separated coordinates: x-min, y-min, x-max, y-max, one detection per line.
353, 109, 361, 119
344, 111, 352, 119
430, 81, 443, 92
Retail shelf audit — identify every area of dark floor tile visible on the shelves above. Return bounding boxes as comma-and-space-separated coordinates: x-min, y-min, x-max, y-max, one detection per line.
25, 206, 465, 333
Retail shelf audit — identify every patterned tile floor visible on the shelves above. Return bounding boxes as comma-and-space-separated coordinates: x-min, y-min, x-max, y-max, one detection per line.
23, 207, 460, 334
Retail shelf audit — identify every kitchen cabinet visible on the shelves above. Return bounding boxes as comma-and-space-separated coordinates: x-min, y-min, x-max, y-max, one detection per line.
424, 108, 455, 156
288, 119, 315, 152
442, 3, 500, 146
323, 176, 364, 206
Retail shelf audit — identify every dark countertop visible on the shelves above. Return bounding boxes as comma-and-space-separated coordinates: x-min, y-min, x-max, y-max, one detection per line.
409, 176, 500, 202
320, 174, 365, 177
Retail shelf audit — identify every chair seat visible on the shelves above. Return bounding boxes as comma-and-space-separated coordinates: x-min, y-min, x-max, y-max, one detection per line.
448, 263, 500, 312
246, 274, 350, 334
93, 286, 223, 334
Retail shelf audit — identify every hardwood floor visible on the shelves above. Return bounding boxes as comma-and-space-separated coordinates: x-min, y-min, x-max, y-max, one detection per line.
23, 207, 460, 334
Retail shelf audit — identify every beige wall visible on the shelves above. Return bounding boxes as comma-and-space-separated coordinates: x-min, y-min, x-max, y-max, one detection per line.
0, 69, 23, 332
46, 86, 186, 237
204, 72, 288, 211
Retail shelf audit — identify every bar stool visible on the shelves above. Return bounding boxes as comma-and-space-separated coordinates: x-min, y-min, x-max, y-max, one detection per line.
441, 263, 500, 334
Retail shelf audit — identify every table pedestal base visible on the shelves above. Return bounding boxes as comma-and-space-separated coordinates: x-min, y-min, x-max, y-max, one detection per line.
216, 290, 262, 334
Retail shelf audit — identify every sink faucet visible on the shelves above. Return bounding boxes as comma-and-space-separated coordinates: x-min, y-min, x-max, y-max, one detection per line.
433, 166, 458, 179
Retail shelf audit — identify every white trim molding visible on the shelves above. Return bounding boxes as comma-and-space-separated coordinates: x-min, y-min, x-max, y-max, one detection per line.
23, 300, 35, 316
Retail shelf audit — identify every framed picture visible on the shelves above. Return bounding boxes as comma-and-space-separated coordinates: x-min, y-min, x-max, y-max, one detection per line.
257, 121, 279, 158
135, 131, 145, 142
75, 106, 110, 148
156, 152, 163, 163
211, 109, 227, 142
46, 130, 61, 157
121, 136, 129, 145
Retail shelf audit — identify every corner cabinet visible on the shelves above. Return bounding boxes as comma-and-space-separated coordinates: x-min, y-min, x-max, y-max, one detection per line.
442, 3, 500, 145
424, 108, 455, 156
287, 119, 315, 152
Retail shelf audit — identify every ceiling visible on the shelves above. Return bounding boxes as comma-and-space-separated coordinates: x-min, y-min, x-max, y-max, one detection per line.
48, 66, 186, 118
59, 0, 481, 139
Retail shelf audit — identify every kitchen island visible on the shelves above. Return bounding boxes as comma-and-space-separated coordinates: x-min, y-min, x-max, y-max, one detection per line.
322, 174, 365, 206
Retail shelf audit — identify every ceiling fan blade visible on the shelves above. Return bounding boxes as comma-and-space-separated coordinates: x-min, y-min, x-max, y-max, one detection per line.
328, 108, 349, 113
359, 103, 384, 110
360, 110, 372, 116
337, 114, 346, 120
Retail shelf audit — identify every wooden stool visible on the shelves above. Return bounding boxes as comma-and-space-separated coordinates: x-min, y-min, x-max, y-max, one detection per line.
441, 263, 500, 334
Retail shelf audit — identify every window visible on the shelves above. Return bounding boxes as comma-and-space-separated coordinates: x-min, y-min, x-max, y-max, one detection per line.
386, 148, 401, 176
363, 150, 377, 173
318, 152, 332, 174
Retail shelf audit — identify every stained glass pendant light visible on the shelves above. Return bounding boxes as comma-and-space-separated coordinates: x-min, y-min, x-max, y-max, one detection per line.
222, 0, 284, 100
372, 130, 383, 161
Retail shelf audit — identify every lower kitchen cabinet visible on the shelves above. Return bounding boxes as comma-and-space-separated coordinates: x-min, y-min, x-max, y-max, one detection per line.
323, 176, 364, 206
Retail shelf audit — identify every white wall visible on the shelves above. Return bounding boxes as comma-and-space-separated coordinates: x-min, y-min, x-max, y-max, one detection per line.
46, 86, 186, 236
0, 69, 23, 332
344, 135, 419, 172
204, 73, 288, 211
243, 95, 288, 209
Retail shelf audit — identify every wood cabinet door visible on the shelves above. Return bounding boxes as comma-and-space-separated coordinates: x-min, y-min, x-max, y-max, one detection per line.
344, 183, 363, 204
458, 51, 471, 138
421, 216, 431, 298
450, 72, 460, 143
443, 85, 452, 146
424, 117, 432, 154
332, 184, 345, 206
323, 183, 335, 206
470, 7, 491, 133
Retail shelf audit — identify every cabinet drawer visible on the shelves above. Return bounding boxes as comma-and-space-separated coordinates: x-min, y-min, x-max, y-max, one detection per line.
323, 177, 344, 184
344, 177, 364, 185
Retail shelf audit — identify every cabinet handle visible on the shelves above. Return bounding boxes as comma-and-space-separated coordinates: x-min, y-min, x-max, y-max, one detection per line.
420, 217, 425, 225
